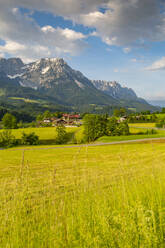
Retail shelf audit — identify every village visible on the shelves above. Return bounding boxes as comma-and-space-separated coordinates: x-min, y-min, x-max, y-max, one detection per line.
39, 113, 130, 128
40, 113, 82, 127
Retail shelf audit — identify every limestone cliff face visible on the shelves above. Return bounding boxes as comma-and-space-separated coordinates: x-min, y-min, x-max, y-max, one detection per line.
92, 80, 137, 100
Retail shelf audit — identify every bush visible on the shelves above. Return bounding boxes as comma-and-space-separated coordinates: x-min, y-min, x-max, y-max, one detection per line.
145, 129, 157, 135
136, 129, 157, 135
83, 115, 130, 142
115, 122, 130, 136
83, 114, 108, 142
21, 132, 39, 145
2, 113, 17, 129
156, 118, 165, 128
55, 125, 68, 144
106, 118, 130, 136
0, 130, 17, 148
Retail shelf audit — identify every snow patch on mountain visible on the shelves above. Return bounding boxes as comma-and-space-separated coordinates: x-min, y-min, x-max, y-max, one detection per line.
92, 80, 138, 100
41, 66, 50, 74
8, 73, 23, 79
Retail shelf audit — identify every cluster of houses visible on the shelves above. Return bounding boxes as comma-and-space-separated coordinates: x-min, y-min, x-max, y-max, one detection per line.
38, 113, 129, 127
117, 116, 128, 123
41, 113, 82, 127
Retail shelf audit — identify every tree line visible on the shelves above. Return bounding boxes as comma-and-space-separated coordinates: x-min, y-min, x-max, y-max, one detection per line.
83, 114, 129, 142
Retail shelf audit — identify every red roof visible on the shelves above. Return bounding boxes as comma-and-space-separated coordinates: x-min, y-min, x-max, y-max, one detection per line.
63, 114, 80, 119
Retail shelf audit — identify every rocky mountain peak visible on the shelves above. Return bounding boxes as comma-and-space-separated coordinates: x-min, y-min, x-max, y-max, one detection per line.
92, 80, 138, 100
0, 56, 155, 111
0, 57, 24, 75
18, 57, 90, 89
35, 57, 66, 66
26, 57, 67, 74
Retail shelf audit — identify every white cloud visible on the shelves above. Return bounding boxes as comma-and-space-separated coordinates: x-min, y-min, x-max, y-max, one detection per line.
146, 57, 165, 71
1, 0, 165, 61
0, 5, 88, 62
42, 26, 86, 41
0, 41, 26, 53
73, 0, 165, 47
123, 47, 131, 53
114, 68, 119, 72
2, 0, 108, 17
0, 41, 51, 63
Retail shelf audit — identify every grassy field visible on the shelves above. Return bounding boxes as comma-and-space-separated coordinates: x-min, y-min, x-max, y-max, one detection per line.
1, 124, 165, 146
156, 113, 165, 119
97, 133, 165, 143
9, 97, 41, 103
0, 126, 79, 140
1, 142, 165, 247
129, 127, 165, 135
129, 123, 156, 128
97, 127, 165, 143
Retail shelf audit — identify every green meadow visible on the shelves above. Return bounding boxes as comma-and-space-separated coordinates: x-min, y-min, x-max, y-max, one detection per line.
129, 123, 156, 128
1, 141, 165, 247
9, 97, 41, 104
97, 125, 165, 143
0, 126, 78, 140
1, 123, 165, 146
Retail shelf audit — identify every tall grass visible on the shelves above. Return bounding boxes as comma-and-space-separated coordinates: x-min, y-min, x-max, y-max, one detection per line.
0, 143, 165, 247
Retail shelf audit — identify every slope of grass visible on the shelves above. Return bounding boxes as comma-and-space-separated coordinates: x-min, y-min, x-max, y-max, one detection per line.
0, 142, 165, 247
9, 97, 41, 103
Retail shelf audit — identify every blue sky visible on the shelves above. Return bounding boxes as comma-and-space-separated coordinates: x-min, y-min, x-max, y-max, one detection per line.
1, 0, 165, 100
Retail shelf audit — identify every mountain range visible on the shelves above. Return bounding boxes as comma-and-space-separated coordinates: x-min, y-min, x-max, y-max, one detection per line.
0, 57, 157, 113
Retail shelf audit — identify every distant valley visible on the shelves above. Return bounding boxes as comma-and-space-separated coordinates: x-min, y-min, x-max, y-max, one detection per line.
148, 100, 165, 108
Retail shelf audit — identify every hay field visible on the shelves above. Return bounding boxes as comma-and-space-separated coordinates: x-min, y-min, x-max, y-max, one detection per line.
0, 142, 165, 247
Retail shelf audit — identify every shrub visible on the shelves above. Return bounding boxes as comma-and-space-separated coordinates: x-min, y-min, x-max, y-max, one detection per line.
0, 130, 17, 148
55, 125, 68, 144
107, 118, 130, 136
2, 113, 17, 129
136, 129, 157, 135
83, 115, 130, 142
21, 132, 39, 145
156, 118, 165, 128
115, 122, 130, 136
83, 114, 108, 142
145, 129, 157, 135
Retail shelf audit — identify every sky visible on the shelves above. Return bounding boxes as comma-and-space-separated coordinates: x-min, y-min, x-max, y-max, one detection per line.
0, 0, 165, 100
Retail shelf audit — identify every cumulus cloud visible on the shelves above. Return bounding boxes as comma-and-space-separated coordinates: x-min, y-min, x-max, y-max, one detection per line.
1, 0, 108, 17
75, 0, 165, 47
0, 4, 88, 62
146, 57, 165, 71
1, 0, 165, 61
0, 41, 51, 63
